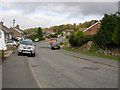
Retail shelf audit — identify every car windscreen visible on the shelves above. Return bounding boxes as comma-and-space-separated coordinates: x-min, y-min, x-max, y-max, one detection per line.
52, 42, 59, 45
50, 39, 57, 41
21, 41, 33, 45
6, 41, 13, 43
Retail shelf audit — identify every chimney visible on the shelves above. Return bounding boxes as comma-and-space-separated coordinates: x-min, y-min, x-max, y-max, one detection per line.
16, 25, 20, 29
0, 22, 3, 28
13, 19, 15, 28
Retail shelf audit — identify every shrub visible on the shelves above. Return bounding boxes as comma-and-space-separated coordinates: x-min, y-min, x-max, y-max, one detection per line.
112, 23, 120, 44
94, 13, 120, 48
69, 30, 94, 47
69, 34, 77, 47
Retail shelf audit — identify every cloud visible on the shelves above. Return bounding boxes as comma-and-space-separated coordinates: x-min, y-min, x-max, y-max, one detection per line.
0, 2, 118, 29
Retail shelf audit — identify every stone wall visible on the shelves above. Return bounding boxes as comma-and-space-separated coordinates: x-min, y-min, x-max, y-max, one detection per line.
66, 41, 120, 57
96, 48, 120, 57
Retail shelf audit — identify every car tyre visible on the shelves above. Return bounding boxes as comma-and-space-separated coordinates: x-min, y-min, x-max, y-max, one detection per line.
32, 53, 35, 57
51, 48, 54, 50
18, 52, 22, 56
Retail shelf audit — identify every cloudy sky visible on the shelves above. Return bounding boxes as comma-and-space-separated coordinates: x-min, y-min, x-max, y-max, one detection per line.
0, 1, 119, 29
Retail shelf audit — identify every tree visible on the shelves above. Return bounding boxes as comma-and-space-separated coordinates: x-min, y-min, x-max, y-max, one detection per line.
73, 23, 78, 32
37, 27, 43, 39
112, 23, 120, 44
94, 13, 120, 48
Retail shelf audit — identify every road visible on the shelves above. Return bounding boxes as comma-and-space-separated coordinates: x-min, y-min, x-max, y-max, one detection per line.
2, 51, 39, 88
0, 64, 2, 90
2, 37, 119, 88
28, 38, 118, 88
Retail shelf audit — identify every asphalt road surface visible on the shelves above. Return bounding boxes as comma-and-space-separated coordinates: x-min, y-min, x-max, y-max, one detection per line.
2, 52, 39, 88
2, 37, 119, 88
28, 38, 118, 88
0, 64, 2, 89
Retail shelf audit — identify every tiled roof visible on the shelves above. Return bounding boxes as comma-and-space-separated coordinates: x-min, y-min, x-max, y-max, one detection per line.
83, 22, 100, 32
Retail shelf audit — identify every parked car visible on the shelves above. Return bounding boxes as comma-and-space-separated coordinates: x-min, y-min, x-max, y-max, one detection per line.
16, 41, 20, 46
34, 38, 40, 42
6, 40, 18, 47
17, 39, 36, 56
50, 38, 57, 45
51, 42, 60, 50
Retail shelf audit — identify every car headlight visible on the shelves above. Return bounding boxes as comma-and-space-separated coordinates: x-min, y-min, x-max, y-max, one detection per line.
31, 47, 34, 50
18, 45, 24, 50
28, 47, 34, 50
20, 46, 23, 50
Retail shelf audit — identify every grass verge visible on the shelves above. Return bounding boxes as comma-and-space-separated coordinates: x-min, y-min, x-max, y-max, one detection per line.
63, 47, 120, 61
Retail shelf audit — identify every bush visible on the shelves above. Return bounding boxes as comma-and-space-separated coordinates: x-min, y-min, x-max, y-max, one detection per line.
94, 13, 120, 48
112, 23, 120, 44
69, 34, 77, 47
28, 35, 44, 41
68, 30, 94, 47
28, 35, 36, 41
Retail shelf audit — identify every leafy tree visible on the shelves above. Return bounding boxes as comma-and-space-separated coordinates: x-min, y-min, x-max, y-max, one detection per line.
69, 34, 77, 47
69, 30, 94, 47
94, 13, 120, 48
69, 30, 85, 47
37, 27, 43, 39
79, 20, 98, 28
112, 23, 120, 44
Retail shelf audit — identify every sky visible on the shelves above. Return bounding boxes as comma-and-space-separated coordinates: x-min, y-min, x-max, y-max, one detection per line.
0, 1, 119, 29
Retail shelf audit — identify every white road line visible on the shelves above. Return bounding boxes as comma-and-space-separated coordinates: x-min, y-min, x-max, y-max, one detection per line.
26, 56, 46, 88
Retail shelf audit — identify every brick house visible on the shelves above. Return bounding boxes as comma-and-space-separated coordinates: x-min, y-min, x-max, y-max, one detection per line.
9, 25, 25, 40
65, 29, 75, 36
83, 22, 101, 35
0, 22, 12, 40
43, 29, 55, 37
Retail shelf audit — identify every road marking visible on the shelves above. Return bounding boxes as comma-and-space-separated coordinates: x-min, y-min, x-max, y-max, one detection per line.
26, 56, 46, 88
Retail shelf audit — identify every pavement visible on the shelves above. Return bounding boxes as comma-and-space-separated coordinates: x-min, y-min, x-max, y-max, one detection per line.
0, 64, 2, 90
3, 51, 39, 88
4, 50, 13, 58
61, 49, 119, 68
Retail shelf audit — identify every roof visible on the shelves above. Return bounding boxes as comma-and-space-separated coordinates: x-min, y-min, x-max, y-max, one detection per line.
0, 25, 10, 34
12, 27, 23, 33
83, 22, 100, 32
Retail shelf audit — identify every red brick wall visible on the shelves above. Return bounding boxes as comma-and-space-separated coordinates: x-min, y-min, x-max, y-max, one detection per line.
9, 28, 21, 38
84, 23, 100, 35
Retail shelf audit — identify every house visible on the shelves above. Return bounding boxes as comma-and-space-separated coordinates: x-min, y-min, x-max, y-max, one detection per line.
9, 25, 25, 40
0, 22, 12, 40
65, 29, 75, 36
83, 22, 101, 35
43, 29, 55, 37
0, 29, 7, 50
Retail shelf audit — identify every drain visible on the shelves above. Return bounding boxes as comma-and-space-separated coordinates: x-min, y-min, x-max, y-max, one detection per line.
82, 67, 99, 70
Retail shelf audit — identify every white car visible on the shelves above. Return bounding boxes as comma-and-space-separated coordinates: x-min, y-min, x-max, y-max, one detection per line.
18, 39, 36, 56
6, 40, 18, 47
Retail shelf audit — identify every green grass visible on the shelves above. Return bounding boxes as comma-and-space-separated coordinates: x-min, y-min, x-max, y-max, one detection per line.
63, 47, 120, 61
61, 41, 69, 45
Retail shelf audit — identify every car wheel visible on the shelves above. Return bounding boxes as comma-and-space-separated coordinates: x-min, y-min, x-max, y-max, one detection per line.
51, 48, 54, 50
18, 52, 21, 56
32, 53, 35, 57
